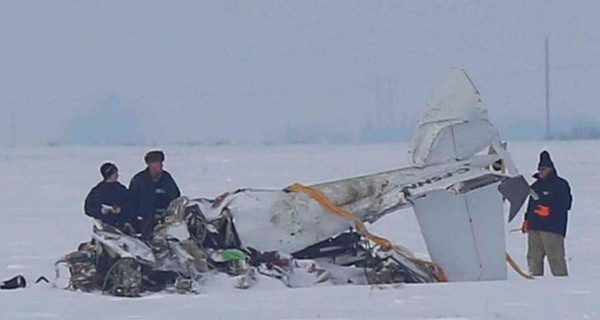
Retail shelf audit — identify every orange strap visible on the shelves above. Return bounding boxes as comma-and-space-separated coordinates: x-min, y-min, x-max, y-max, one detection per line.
506, 253, 534, 280
287, 183, 448, 282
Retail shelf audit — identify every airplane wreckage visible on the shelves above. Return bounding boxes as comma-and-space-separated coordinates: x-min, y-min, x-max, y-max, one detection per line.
45, 69, 532, 296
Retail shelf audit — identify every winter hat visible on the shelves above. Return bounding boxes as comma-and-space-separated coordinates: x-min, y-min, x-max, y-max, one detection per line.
537, 151, 555, 170
144, 150, 165, 164
100, 162, 118, 179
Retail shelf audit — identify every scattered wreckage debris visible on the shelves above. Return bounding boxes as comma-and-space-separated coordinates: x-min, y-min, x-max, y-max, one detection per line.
0, 275, 48, 290
54, 192, 441, 297
1, 275, 27, 290
51, 68, 533, 297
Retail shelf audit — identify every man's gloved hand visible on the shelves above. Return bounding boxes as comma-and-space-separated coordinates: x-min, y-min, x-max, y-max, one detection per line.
112, 206, 122, 214
534, 205, 551, 217
521, 220, 529, 234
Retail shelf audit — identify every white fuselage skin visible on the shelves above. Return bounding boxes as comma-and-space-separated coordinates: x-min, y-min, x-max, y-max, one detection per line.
190, 153, 507, 255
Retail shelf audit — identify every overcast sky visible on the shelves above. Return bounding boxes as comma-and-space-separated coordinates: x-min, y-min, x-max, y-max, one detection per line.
1, 1, 599, 146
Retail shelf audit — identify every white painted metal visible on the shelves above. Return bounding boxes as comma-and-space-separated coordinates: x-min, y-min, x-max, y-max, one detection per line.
409, 68, 499, 166
413, 183, 507, 281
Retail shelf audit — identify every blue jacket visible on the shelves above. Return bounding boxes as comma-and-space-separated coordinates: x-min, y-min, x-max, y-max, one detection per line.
84, 181, 133, 229
525, 169, 572, 237
129, 168, 181, 228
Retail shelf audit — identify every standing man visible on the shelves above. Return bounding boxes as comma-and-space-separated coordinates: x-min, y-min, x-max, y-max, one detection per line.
85, 162, 134, 231
521, 151, 572, 276
129, 150, 181, 239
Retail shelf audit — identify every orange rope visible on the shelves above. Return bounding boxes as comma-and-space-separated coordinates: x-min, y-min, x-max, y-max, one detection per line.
506, 253, 534, 280
287, 183, 448, 282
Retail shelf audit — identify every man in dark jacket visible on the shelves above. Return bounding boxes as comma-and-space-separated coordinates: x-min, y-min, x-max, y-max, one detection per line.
84, 163, 134, 231
521, 151, 572, 276
129, 150, 181, 239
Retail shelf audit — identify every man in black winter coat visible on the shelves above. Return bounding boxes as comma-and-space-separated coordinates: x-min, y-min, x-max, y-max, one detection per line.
129, 150, 181, 239
84, 163, 134, 231
521, 151, 572, 276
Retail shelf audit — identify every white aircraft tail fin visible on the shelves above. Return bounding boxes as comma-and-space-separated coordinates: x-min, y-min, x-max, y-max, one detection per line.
413, 183, 508, 281
409, 68, 499, 166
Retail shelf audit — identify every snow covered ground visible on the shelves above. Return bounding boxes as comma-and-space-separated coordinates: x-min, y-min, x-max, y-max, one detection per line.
1, 141, 599, 319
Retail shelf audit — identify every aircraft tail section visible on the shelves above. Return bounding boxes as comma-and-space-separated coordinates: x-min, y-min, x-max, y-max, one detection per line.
409, 68, 499, 166
413, 182, 508, 281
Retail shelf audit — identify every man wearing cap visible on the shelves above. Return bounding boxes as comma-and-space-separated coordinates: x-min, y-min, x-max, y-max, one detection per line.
84, 163, 134, 231
129, 150, 181, 239
521, 151, 573, 276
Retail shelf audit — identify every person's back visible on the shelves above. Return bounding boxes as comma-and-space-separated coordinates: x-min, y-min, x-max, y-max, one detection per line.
84, 163, 134, 230
129, 150, 181, 238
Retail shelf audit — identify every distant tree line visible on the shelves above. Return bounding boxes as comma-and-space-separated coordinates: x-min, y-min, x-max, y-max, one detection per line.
553, 124, 600, 140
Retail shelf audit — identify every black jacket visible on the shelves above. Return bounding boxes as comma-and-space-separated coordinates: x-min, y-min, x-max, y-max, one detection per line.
525, 169, 572, 237
84, 181, 133, 229
129, 168, 181, 222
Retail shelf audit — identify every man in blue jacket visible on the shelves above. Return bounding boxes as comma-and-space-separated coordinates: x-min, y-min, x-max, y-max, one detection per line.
521, 151, 572, 276
84, 162, 134, 232
129, 150, 181, 239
